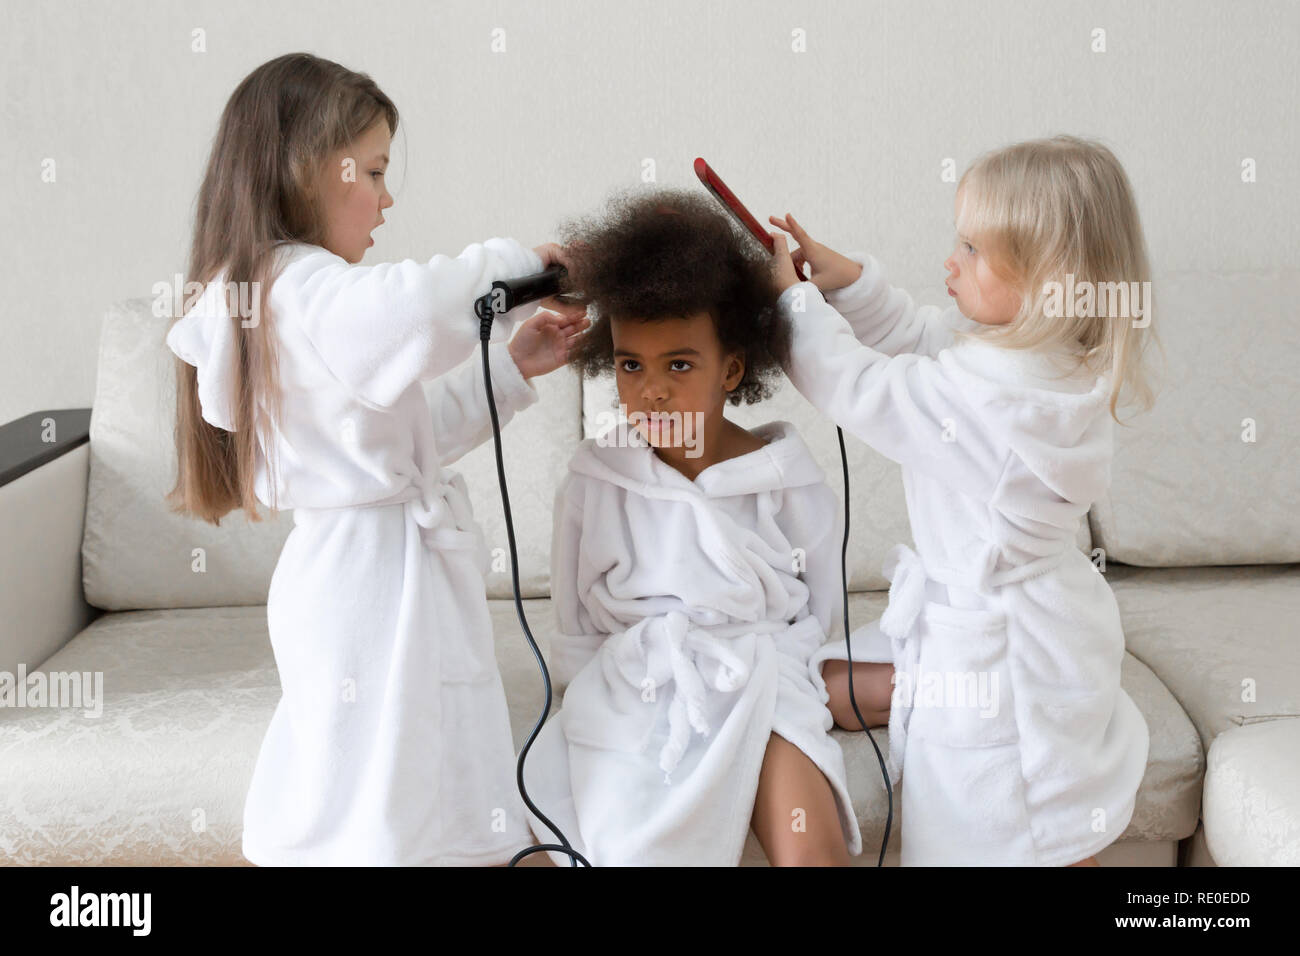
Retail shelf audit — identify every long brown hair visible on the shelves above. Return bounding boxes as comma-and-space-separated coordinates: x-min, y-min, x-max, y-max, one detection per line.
167, 53, 398, 525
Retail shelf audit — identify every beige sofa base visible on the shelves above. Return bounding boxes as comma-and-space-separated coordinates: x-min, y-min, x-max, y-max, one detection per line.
1, 601, 1201, 866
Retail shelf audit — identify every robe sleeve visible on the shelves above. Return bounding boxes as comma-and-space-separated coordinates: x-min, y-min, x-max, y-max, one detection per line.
825, 252, 970, 359
548, 473, 607, 689
421, 340, 540, 467
774, 480, 847, 648
287, 237, 544, 408
796, 482, 848, 646
779, 280, 1011, 499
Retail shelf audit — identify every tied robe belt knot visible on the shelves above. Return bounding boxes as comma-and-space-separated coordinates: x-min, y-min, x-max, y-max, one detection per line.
872, 541, 1069, 787
411, 469, 489, 564
297, 469, 491, 566
610, 611, 822, 785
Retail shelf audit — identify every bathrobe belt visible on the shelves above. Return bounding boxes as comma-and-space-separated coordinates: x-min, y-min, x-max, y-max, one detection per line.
612, 611, 822, 784
295, 470, 488, 559
875, 541, 1072, 786
411, 470, 488, 559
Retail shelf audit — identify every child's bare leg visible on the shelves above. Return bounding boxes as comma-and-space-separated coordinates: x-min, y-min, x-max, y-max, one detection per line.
1067, 855, 1100, 867
750, 732, 851, 866
821, 659, 893, 730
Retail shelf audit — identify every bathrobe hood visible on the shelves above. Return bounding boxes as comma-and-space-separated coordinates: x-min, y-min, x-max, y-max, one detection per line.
165, 270, 242, 432
569, 419, 828, 499
937, 338, 1114, 507
165, 246, 307, 432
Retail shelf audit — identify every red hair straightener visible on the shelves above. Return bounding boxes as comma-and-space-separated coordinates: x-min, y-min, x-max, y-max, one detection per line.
693, 157, 807, 282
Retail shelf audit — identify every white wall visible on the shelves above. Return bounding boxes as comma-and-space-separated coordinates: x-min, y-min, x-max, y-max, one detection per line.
2, 0, 1296, 426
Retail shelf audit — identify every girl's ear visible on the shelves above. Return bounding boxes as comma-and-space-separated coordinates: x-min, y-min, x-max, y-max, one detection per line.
723, 352, 745, 392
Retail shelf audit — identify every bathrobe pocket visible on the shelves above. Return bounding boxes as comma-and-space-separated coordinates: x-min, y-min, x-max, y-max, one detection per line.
910, 604, 1018, 748
429, 546, 504, 685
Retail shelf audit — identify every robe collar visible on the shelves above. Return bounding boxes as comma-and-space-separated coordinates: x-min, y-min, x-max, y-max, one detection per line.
571, 419, 828, 499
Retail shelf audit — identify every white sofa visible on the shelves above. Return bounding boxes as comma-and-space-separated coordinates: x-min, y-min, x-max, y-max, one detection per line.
3, 267, 1297, 866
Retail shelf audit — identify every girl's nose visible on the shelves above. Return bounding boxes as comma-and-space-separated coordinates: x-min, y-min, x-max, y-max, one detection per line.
642, 377, 668, 404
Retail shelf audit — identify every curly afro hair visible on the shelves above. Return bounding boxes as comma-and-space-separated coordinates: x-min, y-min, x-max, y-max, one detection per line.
559, 186, 791, 406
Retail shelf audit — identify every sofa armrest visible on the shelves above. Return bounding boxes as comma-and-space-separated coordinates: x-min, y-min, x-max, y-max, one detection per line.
0, 409, 98, 673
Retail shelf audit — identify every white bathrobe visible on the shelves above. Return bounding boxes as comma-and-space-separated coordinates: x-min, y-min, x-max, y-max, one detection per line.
521, 420, 863, 866
166, 237, 546, 865
779, 252, 1150, 866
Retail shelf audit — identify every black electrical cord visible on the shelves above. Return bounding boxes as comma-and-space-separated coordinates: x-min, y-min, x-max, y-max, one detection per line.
836, 426, 893, 866
476, 297, 590, 868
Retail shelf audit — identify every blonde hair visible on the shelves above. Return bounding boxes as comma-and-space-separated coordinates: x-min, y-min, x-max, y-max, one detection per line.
951, 135, 1164, 424
167, 53, 398, 525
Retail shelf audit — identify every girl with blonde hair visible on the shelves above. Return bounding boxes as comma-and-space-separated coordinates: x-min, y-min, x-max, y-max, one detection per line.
770, 135, 1162, 866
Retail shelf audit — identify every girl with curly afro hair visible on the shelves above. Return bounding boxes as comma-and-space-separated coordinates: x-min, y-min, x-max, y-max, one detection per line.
521, 186, 862, 867
560, 186, 793, 477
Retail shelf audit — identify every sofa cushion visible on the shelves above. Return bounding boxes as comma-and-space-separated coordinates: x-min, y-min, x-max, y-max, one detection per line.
582, 375, 1092, 593
83, 300, 292, 610
1090, 271, 1300, 565
82, 299, 580, 610
1102, 562, 1300, 753
0, 592, 1199, 865
0, 606, 273, 864
1202, 718, 1300, 865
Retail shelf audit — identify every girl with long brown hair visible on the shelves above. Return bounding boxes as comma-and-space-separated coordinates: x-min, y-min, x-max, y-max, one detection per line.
165, 52, 587, 865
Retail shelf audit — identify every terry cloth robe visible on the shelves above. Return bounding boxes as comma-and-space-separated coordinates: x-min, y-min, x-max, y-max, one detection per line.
779, 252, 1150, 867
165, 238, 546, 866
521, 420, 863, 866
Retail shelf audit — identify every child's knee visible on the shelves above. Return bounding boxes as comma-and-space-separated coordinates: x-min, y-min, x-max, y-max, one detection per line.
820, 660, 852, 724
822, 660, 892, 728
821, 658, 849, 690
867, 661, 896, 713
